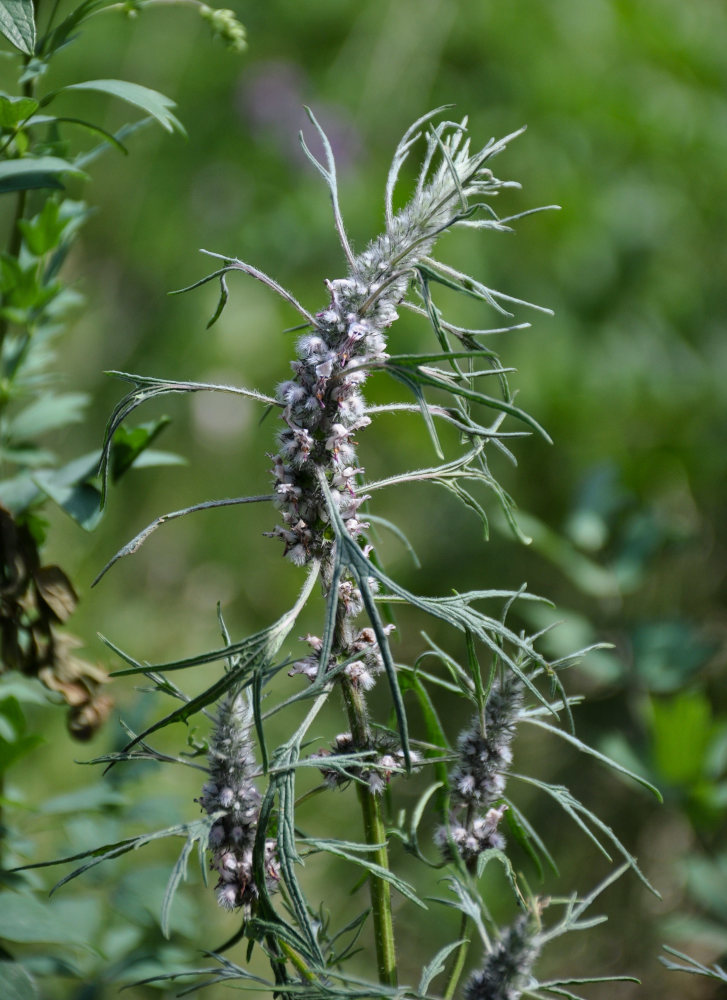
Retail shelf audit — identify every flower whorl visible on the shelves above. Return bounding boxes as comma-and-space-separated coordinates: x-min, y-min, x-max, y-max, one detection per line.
464, 914, 540, 1000
437, 672, 522, 862
197, 690, 278, 911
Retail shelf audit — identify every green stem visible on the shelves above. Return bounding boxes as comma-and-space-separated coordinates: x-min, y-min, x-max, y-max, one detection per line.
443, 911, 471, 1000
341, 677, 397, 988
0, 772, 5, 870
279, 939, 315, 982
94, 0, 207, 15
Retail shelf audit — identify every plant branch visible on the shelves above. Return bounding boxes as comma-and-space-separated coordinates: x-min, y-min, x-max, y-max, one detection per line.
342, 679, 397, 988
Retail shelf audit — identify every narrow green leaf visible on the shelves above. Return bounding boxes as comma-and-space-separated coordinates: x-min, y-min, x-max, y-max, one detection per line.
0, 0, 36, 55
502, 799, 556, 878
514, 773, 659, 895
206, 272, 229, 328
366, 514, 421, 569
387, 367, 444, 458
524, 716, 663, 801
301, 838, 426, 909
0, 156, 85, 195
61, 80, 185, 135
162, 833, 199, 939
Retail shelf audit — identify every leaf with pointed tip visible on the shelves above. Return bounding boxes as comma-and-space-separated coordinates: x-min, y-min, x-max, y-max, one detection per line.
0, 0, 35, 54
14, 820, 209, 894
513, 774, 659, 895
59, 80, 185, 135
523, 716, 662, 801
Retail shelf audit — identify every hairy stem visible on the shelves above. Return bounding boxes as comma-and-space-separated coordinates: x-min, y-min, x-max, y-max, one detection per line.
341, 676, 397, 987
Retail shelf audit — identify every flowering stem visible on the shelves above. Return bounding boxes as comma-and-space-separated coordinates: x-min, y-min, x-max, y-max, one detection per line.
443, 912, 471, 1000
341, 677, 397, 987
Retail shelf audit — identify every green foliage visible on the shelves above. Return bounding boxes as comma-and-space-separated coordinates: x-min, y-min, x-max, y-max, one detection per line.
33, 109, 670, 1000
0, 0, 247, 993
0, 1, 724, 997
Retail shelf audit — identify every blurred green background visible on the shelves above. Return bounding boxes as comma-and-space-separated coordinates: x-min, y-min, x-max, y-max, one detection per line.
2, 0, 726, 997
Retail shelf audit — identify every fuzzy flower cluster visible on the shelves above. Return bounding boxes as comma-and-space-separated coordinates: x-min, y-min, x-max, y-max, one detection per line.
436, 673, 522, 863
197, 690, 279, 912
267, 276, 386, 566
268, 119, 515, 568
289, 576, 395, 691
464, 914, 541, 1000
315, 730, 418, 795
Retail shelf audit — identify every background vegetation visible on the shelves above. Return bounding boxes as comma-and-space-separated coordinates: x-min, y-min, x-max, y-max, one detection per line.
1, 1, 725, 997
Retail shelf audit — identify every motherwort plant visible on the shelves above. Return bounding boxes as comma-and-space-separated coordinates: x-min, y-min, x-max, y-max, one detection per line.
43, 109, 663, 997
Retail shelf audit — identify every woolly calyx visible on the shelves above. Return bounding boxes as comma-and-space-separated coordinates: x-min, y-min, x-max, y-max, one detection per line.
464, 914, 541, 1000
315, 730, 418, 795
437, 673, 522, 863
289, 581, 394, 693
451, 673, 523, 807
434, 805, 507, 864
197, 690, 279, 912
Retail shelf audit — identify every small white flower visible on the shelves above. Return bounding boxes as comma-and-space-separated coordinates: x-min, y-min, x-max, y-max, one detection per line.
217, 885, 238, 910
315, 357, 335, 378
218, 786, 235, 808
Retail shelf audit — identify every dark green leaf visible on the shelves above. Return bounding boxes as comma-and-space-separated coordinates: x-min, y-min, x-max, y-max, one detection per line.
0, 0, 36, 55
109, 417, 172, 481
0, 157, 85, 195
524, 716, 662, 800
27, 115, 129, 154
0, 696, 42, 771
37, 0, 105, 58
32, 470, 102, 531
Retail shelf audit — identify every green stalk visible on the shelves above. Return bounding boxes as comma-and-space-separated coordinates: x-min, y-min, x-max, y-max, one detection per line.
443, 911, 471, 1000
341, 676, 397, 988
